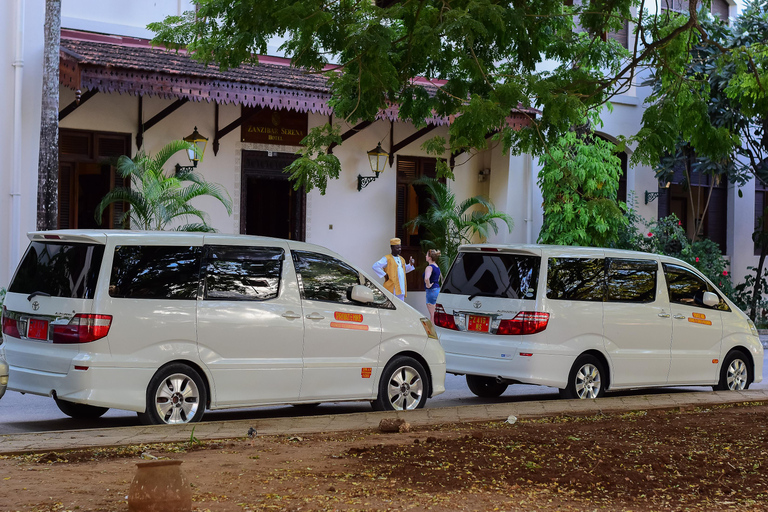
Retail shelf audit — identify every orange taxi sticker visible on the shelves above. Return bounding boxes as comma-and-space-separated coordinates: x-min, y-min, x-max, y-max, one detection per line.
330, 321, 369, 331
688, 312, 712, 326
334, 312, 363, 322
361, 368, 372, 378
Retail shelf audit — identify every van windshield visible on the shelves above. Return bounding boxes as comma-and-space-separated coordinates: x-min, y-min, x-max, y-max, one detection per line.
441, 252, 539, 299
9, 242, 105, 299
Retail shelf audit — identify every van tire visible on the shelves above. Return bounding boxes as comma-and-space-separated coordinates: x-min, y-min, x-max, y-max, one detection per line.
713, 350, 751, 391
466, 375, 508, 398
373, 356, 428, 411
138, 364, 207, 425
54, 398, 109, 419
560, 355, 606, 400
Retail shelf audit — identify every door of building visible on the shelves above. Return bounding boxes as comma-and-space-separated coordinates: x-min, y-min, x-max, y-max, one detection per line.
241, 150, 305, 240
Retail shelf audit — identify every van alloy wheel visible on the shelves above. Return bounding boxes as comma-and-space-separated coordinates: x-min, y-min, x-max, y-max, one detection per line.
139, 364, 207, 425
560, 355, 606, 400
714, 351, 751, 391
725, 358, 748, 390
154, 373, 201, 424
373, 356, 428, 411
574, 363, 601, 399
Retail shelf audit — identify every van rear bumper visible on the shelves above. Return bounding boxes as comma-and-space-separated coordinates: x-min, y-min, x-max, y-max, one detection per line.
8, 364, 152, 412
445, 351, 572, 389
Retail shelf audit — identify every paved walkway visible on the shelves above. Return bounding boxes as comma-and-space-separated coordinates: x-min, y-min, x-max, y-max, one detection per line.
2, 389, 768, 456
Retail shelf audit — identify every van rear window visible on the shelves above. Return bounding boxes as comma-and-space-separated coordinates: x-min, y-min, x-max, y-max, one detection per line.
9, 242, 105, 299
441, 252, 539, 299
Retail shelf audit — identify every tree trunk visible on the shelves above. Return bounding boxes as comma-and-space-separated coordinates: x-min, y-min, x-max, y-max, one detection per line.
36, 0, 61, 230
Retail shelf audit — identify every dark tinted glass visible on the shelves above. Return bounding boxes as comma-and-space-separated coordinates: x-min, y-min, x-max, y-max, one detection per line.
547, 258, 605, 301
292, 251, 390, 307
606, 258, 657, 303
9, 242, 105, 299
109, 245, 201, 299
663, 263, 729, 311
441, 252, 539, 299
204, 246, 283, 301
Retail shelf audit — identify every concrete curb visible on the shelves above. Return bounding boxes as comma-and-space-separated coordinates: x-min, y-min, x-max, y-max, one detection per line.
2, 389, 768, 456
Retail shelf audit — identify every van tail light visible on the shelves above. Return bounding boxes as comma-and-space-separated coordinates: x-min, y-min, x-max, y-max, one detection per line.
2, 306, 20, 338
52, 314, 112, 344
434, 304, 459, 331
496, 312, 549, 335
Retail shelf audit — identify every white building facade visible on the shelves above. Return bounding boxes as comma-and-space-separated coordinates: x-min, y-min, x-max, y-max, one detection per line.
0, 0, 755, 314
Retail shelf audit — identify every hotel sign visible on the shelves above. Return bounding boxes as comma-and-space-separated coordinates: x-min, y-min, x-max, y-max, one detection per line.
241, 107, 308, 146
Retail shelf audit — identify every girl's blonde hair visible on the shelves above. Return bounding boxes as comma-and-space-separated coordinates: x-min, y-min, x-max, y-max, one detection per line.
426, 249, 441, 261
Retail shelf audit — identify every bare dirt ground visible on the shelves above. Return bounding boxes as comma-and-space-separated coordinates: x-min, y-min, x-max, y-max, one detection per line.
2, 402, 768, 512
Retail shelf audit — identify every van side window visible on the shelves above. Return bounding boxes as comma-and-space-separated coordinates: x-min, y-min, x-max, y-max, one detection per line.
606, 258, 657, 303
292, 251, 392, 307
440, 252, 539, 299
203, 246, 283, 301
663, 263, 730, 311
547, 258, 604, 301
109, 246, 202, 299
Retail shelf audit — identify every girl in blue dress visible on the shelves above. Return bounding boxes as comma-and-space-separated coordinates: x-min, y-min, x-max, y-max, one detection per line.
423, 249, 441, 323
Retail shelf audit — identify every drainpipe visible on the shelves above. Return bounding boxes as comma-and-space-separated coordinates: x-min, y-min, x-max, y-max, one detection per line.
10, 0, 25, 276
525, 154, 533, 244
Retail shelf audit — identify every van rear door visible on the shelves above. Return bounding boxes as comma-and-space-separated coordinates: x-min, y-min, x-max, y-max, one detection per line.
3, 234, 106, 378
437, 248, 541, 361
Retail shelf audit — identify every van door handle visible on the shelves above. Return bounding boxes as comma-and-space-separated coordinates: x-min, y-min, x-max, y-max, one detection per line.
673, 314, 686, 320
658, 312, 670, 318
305, 312, 325, 320
282, 311, 302, 319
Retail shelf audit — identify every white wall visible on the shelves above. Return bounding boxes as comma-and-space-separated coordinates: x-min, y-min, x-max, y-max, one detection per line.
0, 1, 45, 287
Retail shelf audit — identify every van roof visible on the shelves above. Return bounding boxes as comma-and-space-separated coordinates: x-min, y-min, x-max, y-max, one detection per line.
457, 243, 693, 266
28, 230, 291, 246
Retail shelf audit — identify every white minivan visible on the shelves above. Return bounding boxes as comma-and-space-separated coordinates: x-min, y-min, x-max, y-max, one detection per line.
435, 244, 763, 399
1, 230, 445, 424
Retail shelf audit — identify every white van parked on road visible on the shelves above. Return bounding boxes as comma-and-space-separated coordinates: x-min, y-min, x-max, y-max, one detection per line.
435, 244, 763, 399
1, 230, 445, 424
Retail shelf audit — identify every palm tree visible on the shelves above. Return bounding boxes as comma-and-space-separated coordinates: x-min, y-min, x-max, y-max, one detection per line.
95, 140, 232, 232
405, 177, 514, 271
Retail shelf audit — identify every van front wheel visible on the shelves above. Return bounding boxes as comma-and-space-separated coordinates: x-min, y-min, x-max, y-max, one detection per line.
373, 356, 428, 411
466, 375, 508, 398
560, 355, 606, 400
138, 364, 207, 425
713, 351, 751, 391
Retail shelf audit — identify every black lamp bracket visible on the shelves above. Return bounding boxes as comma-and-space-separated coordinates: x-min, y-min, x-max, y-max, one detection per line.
357, 172, 381, 191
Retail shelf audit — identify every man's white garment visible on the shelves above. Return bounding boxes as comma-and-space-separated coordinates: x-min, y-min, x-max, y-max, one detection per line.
372, 255, 414, 300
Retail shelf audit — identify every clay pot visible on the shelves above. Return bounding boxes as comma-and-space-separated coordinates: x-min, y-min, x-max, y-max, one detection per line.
128, 460, 192, 512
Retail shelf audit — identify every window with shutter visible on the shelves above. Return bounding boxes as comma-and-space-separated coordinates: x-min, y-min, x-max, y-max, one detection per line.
59, 129, 131, 229
755, 178, 768, 255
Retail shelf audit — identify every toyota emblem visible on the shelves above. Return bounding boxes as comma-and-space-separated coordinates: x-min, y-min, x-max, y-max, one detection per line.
473, 300, 482, 309
32, 301, 40, 311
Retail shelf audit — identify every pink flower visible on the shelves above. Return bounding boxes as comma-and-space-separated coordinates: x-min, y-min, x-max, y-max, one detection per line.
647, 232, 653, 237
695, 257, 699, 262
678, 221, 682, 226
723, 271, 728, 276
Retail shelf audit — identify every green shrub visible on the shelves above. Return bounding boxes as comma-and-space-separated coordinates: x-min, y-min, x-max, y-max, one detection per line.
730, 267, 768, 327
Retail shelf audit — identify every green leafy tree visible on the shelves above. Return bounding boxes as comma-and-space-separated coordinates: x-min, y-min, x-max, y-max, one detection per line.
95, 140, 233, 232
404, 177, 513, 270
147, 0, 673, 191
538, 126, 626, 247
631, 1, 768, 320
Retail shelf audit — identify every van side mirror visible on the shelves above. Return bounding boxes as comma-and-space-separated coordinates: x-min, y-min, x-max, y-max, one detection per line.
349, 284, 374, 304
702, 291, 719, 308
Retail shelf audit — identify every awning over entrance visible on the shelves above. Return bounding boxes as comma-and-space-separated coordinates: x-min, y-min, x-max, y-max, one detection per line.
58, 31, 450, 126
